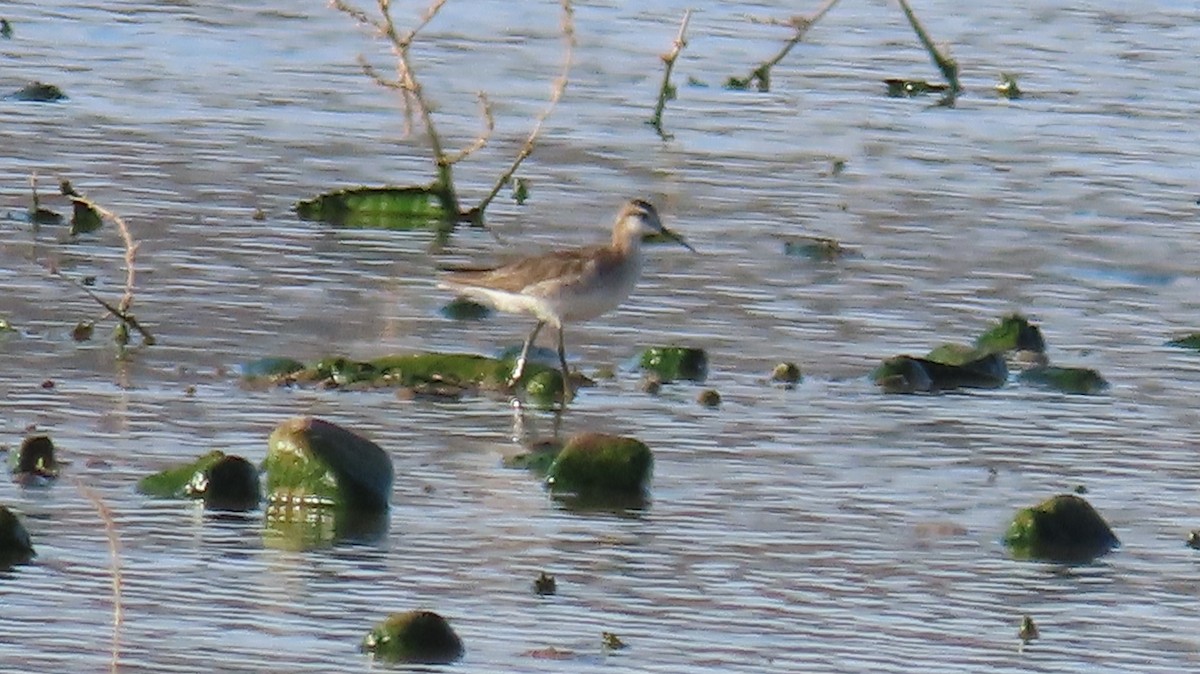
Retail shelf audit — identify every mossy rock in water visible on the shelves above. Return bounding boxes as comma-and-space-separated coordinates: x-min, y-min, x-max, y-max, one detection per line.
639, 346, 708, 382
502, 440, 564, 476
264, 417, 393, 512
925, 343, 984, 367
770, 361, 802, 386
872, 353, 1007, 393
975, 313, 1046, 355
1004, 494, 1119, 562
10, 435, 59, 486
184, 455, 261, 512
547, 433, 653, 496
362, 610, 464, 664
0, 505, 36, 569
137, 450, 228, 498
7, 81, 67, 102
1018, 366, 1108, 395
294, 185, 445, 229
1166, 333, 1200, 350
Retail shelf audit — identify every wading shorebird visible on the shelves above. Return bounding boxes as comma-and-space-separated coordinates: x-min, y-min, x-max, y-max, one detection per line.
439, 199, 695, 400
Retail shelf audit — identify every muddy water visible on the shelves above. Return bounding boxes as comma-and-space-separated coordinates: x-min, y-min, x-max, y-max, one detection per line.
3, 0, 1200, 671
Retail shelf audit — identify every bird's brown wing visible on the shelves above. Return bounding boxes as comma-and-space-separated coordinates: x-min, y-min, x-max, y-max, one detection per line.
442, 246, 609, 294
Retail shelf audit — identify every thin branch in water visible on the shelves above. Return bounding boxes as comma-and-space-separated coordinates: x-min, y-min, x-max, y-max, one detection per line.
896, 0, 960, 96
472, 0, 575, 219
649, 9, 692, 140
442, 92, 495, 165
726, 0, 842, 92
75, 479, 124, 674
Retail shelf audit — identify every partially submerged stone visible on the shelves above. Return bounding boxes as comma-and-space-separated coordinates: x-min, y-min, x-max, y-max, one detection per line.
10, 435, 59, 486
502, 440, 563, 476
7, 81, 67, 102
137, 450, 227, 499
1018, 366, 1108, 395
185, 455, 261, 512
264, 417, 393, 512
975, 313, 1046, 356
873, 353, 1007, 393
362, 610, 464, 664
533, 571, 557, 596
1166, 334, 1200, 350
697, 389, 721, 407
1003, 494, 1119, 562
547, 432, 653, 497
294, 185, 445, 229
639, 346, 707, 382
770, 361, 802, 386
246, 352, 563, 405
0, 505, 35, 569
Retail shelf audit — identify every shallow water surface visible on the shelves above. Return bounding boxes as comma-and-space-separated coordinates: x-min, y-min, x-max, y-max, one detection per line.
3, 0, 1200, 672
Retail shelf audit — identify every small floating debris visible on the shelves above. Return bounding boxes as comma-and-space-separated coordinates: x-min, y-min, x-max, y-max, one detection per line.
1018, 615, 1039, 642
781, 235, 857, 262
533, 571, 557, 596
995, 73, 1022, 99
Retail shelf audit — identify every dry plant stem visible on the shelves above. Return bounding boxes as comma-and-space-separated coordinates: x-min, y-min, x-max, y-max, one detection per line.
737, 0, 842, 91
472, 0, 576, 219
896, 0, 960, 93
75, 479, 124, 674
68, 193, 157, 345
334, 0, 465, 215
649, 9, 692, 137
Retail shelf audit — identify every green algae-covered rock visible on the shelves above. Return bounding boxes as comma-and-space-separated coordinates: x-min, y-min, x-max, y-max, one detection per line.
295, 185, 445, 229
639, 346, 708, 382
264, 417, 393, 512
547, 432, 653, 496
0, 505, 35, 568
137, 450, 228, 498
770, 361, 802, 386
503, 441, 563, 475
362, 610, 464, 664
1004, 494, 1119, 562
185, 455, 261, 512
1166, 334, 1200, 350
246, 352, 563, 403
1018, 366, 1108, 395
10, 435, 59, 486
975, 313, 1046, 355
873, 353, 1007, 393
925, 343, 984, 366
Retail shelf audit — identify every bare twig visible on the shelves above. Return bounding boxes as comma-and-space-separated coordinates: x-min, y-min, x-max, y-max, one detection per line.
472, 0, 575, 219
649, 9, 692, 139
442, 92, 495, 165
333, 0, 462, 215
75, 479, 124, 674
727, 0, 842, 92
62, 186, 157, 346
896, 0, 960, 96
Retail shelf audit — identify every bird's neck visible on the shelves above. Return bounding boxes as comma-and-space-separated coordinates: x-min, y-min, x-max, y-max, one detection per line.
611, 222, 643, 255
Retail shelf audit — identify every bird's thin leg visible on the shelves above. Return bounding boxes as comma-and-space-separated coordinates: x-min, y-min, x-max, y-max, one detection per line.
557, 324, 573, 400
509, 321, 545, 387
